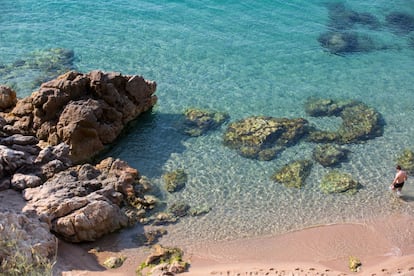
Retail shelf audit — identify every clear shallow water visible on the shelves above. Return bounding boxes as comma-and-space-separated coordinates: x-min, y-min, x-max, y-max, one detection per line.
2, 0, 414, 244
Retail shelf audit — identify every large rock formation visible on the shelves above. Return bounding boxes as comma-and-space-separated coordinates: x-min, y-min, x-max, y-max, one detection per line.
3, 70, 157, 163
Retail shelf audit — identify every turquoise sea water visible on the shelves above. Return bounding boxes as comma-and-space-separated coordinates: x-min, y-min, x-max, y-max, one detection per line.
2, 0, 414, 246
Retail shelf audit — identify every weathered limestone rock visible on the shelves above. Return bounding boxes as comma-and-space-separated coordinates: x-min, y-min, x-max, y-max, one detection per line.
4, 70, 157, 163
223, 116, 308, 161
22, 157, 145, 242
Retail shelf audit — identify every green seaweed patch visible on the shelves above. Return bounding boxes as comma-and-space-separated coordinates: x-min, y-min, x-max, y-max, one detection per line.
163, 169, 188, 193
396, 149, 414, 175
271, 160, 313, 188
320, 170, 359, 194
223, 116, 309, 161
182, 108, 229, 136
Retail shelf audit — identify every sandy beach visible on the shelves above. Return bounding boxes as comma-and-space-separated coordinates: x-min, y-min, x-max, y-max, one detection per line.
54, 210, 414, 276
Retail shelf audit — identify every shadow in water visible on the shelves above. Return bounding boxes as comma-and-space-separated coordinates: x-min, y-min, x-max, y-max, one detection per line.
98, 110, 189, 179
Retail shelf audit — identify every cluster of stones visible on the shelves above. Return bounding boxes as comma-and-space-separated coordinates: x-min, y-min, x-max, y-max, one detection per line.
317, 3, 414, 54
223, 116, 308, 161
156, 169, 211, 225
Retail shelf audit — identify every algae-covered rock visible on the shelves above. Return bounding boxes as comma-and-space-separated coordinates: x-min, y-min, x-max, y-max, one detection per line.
313, 144, 348, 167
396, 149, 414, 175
306, 98, 384, 144
168, 201, 191, 217
223, 116, 308, 161
271, 160, 313, 188
349, 256, 362, 272
163, 169, 188, 193
320, 170, 359, 194
317, 31, 377, 54
103, 256, 126, 269
137, 244, 189, 275
183, 108, 229, 136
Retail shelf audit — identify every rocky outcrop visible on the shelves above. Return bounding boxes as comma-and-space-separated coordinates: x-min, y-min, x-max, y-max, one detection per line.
312, 144, 349, 167
3, 70, 157, 163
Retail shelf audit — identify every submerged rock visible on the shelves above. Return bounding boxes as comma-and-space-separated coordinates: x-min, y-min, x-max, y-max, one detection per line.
163, 169, 188, 193
313, 144, 349, 167
182, 108, 229, 136
396, 149, 414, 175
327, 3, 380, 30
306, 98, 384, 144
0, 48, 76, 94
271, 160, 313, 188
386, 12, 414, 34
223, 116, 308, 161
320, 170, 359, 194
318, 31, 378, 54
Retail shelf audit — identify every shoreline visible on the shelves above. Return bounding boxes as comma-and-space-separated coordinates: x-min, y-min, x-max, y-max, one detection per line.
56, 212, 414, 276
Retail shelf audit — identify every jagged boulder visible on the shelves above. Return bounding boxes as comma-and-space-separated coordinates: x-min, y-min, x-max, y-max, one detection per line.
223, 116, 308, 161
271, 160, 313, 188
4, 70, 157, 163
22, 157, 150, 243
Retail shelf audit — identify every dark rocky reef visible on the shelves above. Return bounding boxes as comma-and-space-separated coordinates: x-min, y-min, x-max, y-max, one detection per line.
326, 3, 380, 30
223, 116, 308, 161
317, 31, 378, 55
305, 98, 384, 144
